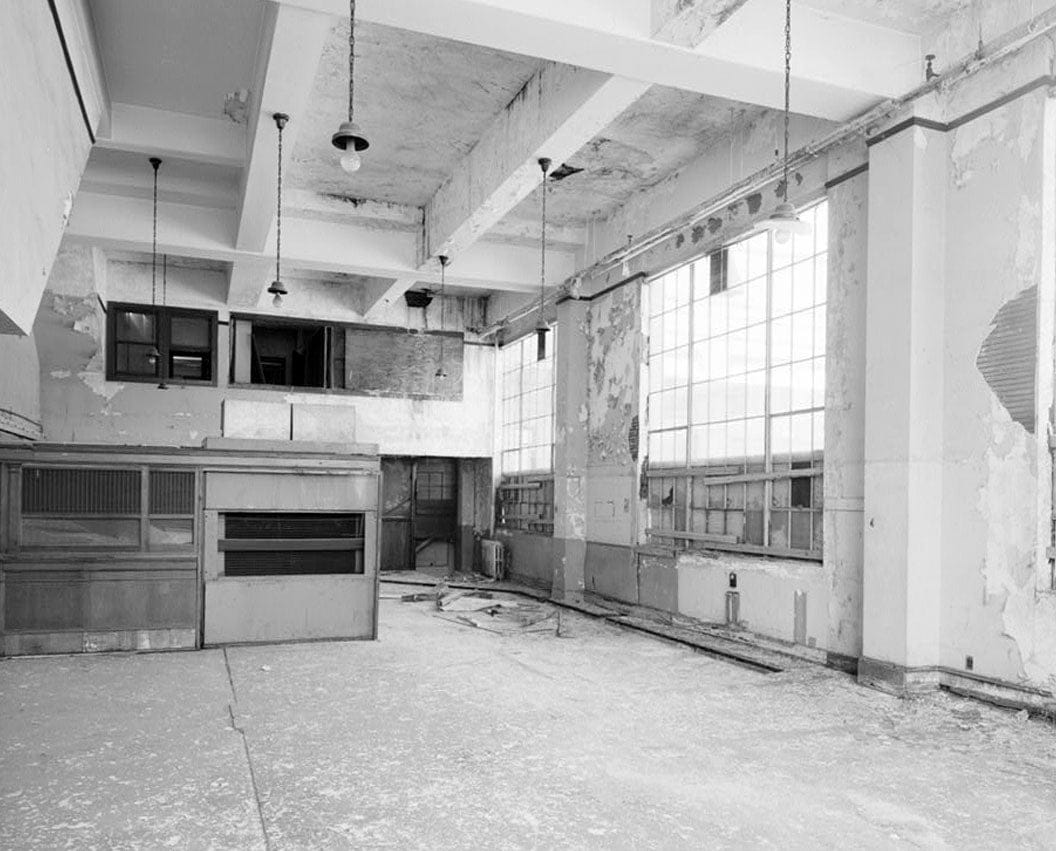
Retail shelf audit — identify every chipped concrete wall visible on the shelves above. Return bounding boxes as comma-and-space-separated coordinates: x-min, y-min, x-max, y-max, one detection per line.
35, 245, 495, 457
824, 145, 869, 661
586, 283, 641, 548
938, 63, 1056, 691
0, 4, 95, 334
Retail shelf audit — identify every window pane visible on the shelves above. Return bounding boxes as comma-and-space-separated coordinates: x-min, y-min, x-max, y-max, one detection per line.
117, 343, 159, 376
170, 315, 210, 348
790, 511, 812, 549
22, 517, 140, 548
170, 354, 208, 380
116, 310, 155, 342
772, 266, 792, 317
771, 511, 790, 548
149, 518, 194, 548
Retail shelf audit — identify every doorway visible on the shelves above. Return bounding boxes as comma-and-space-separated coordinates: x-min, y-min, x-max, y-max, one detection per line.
380, 457, 458, 572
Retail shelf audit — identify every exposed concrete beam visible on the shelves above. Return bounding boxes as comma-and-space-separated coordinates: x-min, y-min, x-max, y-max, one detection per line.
285, 189, 421, 229
362, 276, 419, 320
66, 191, 574, 295
94, 103, 246, 168
55, 0, 110, 136
235, 3, 331, 252
226, 258, 274, 308
279, 0, 918, 119
423, 64, 648, 262
650, 0, 750, 47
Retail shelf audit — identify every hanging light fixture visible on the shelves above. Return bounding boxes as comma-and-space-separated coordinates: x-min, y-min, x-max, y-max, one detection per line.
535, 157, 551, 362
146, 156, 162, 372
157, 253, 169, 390
332, 0, 368, 173
757, 0, 810, 245
268, 113, 289, 308
435, 255, 450, 379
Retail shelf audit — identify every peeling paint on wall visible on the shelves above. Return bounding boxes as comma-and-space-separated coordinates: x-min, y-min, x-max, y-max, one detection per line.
976, 285, 1037, 433
587, 284, 639, 467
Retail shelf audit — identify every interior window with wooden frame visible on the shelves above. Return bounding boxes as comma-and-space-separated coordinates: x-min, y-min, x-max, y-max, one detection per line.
645, 200, 828, 560
16, 465, 197, 551
107, 303, 217, 385
496, 330, 557, 534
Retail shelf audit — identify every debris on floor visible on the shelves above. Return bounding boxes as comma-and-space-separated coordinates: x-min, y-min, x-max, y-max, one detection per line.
431, 591, 561, 636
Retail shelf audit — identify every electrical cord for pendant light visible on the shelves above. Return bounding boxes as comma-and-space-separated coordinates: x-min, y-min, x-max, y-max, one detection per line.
268, 113, 289, 307
536, 157, 551, 360
158, 252, 169, 389
757, 0, 809, 244
332, 0, 368, 172
147, 157, 162, 371
436, 255, 449, 378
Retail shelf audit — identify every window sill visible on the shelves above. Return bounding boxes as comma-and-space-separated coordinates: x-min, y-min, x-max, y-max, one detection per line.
106, 375, 217, 388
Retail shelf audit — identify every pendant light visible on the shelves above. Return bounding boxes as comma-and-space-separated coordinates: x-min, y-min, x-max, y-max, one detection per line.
268, 112, 289, 307
157, 253, 168, 389
758, 0, 810, 245
146, 157, 162, 372
535, 157, 551, 362
332, 0, 368, 173
434, 255, 450, 379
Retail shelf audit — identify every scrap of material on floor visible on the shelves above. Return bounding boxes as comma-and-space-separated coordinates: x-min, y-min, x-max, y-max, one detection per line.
2, 597, 1055, 850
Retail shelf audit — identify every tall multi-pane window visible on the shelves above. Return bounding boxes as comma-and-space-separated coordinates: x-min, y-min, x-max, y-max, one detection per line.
496, 330, 557, 533
646, 200, 828, 557
500, 331, 557, 474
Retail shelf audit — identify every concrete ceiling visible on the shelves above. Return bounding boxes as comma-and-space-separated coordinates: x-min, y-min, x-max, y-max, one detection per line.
89, 0, 264, 120
798, 0, 972, 32
505, 88, 772, 227
288, 20, 543, 206
74, 0, 1021, 307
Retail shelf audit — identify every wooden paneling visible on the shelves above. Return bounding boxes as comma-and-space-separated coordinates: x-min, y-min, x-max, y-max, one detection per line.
345, 327, 463, 400
3, 560, 197, 632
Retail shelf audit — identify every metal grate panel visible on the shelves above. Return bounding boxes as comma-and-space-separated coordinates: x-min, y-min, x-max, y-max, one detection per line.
150, 470, 195, 515
224, 513, 364, 539
224, 550, 363, 576
22, 467, 141, 515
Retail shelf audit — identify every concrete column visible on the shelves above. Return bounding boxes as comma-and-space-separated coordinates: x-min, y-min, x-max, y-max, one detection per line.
860, 123, 947, 693
552, 298, 589, 598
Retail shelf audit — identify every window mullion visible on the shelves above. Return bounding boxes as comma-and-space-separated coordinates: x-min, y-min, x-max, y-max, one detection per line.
763, 234, 774, 548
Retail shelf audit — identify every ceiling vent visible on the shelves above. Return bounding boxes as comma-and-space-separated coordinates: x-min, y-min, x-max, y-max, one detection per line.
404, 289, 433, 309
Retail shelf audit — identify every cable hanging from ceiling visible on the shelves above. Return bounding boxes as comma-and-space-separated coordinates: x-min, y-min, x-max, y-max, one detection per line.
435, 255, 450, 379
757, 0, 810, 244
268, 112, 290, 308
146, 156, 163, 375
333, 0, 368, 173
535, 157, 551, 362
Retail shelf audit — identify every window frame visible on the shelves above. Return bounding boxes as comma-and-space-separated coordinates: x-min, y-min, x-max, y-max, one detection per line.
644, 201, 828, 561
15, 464, 198, 553
496, 329, 557, 535
106, 302, 218, 386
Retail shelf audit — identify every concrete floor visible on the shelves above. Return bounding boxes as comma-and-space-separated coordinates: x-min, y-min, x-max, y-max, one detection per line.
2, 595, 1055, 850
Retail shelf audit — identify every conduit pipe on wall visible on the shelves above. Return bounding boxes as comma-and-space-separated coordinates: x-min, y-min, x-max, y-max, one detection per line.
482, 5, 1056, 340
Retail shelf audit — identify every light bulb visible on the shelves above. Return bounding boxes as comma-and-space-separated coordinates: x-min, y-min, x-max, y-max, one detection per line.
774, 227, 792, 245
340, 148, 361, 173
272, 292, 283, 308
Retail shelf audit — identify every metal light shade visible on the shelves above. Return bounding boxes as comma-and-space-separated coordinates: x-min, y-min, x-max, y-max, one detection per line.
331, 121, 369, 152
757, 201, 811, 243
535, 320, 549, 362
435, 365, 448, 379
267, 280, 287, 298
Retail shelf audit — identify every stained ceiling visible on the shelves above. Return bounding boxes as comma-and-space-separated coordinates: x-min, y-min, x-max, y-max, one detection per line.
506, 89, 773, 227
288, 20, 543, 206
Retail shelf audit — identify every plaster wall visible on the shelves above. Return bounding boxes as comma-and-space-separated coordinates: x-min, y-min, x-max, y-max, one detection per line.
936, 72, 1056, 691
0, 3, 97, 334
31, 246, 495, 458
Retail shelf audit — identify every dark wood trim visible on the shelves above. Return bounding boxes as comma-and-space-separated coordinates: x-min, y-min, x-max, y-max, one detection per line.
825, 162, 869, 190
106, 302, 219, 387
865, 116, 947, 147
866, 76, 1056, 148
46, 0, 95, 144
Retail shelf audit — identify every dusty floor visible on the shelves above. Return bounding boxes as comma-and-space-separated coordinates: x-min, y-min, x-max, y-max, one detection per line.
2, 595, 1055, 850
